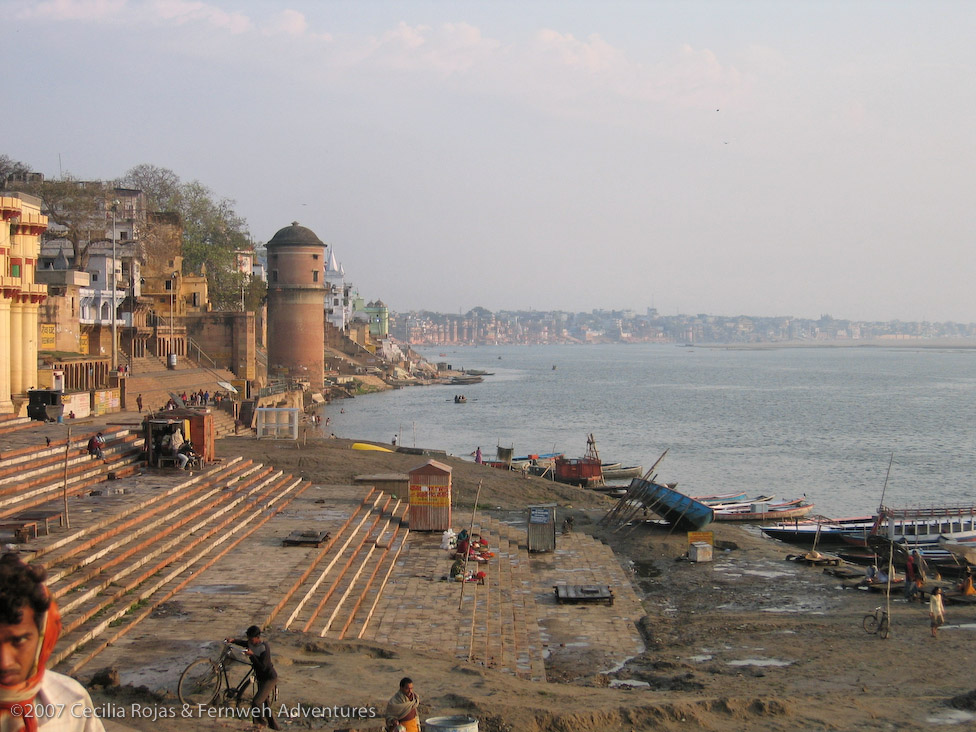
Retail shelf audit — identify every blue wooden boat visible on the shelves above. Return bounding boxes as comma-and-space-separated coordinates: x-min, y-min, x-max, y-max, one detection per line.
628, 477, 714, 530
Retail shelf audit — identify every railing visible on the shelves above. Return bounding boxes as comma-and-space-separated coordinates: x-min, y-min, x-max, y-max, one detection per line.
257, 380, 305, 398
187, 337, 218, 369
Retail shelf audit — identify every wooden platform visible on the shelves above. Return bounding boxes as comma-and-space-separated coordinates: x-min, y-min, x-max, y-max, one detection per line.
282, 529, 332, 547
553, 584, 614, 606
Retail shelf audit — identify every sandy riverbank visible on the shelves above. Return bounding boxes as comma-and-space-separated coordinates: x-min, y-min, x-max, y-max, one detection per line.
90, 437, 976, 731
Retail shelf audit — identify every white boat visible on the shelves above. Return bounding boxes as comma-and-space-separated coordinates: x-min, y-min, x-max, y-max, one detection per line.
841, 505, 976, 549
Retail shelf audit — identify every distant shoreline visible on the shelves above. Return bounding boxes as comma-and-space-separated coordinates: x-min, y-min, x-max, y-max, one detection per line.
693, 338, 976, 350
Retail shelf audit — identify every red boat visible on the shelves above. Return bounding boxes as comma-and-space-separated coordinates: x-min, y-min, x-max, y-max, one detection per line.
553, 434, 605, 486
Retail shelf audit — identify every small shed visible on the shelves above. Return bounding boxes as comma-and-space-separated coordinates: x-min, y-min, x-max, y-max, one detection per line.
144, 411, 216, 466
527, 503, 557, 553
407, 460, 452, 531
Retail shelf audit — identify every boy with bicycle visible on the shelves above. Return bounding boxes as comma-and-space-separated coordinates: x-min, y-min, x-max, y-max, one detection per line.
225, 625, 280, 729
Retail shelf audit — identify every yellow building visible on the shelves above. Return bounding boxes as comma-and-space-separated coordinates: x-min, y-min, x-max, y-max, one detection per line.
0, 194, 48, 414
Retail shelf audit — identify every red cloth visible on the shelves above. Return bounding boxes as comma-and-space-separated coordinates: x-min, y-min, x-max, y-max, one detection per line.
0, 598, 63, 732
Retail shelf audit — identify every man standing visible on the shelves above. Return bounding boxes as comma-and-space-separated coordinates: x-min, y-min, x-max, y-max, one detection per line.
0, 553, 105, 731
384, 677, 420, 732
136, 394, 143, 413
227, 626, 279, 729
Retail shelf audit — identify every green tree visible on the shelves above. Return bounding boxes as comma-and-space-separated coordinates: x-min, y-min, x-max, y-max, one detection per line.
0, 155, 31, 188
121, 165, 256, 309
19, 175, 109, 270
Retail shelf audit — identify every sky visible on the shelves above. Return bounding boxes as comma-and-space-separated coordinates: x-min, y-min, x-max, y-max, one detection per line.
5, 1, 976, 322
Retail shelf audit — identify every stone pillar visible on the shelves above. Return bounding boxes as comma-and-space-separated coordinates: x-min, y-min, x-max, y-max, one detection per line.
21, 301, 39, 392
0, 298, 12, 412
9, 298, 24, 395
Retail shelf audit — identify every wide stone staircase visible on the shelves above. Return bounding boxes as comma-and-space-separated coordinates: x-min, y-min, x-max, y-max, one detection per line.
270, 488, 411, 640
0, 426, 144, 538
124, 354, 239, 415
37, 456, 313, 675
360, 514, 548, 681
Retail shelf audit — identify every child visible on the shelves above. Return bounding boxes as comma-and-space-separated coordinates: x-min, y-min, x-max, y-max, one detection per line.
929, 586, 945, 638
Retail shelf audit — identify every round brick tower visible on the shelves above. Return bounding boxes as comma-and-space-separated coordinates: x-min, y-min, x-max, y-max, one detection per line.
266, 222, 325, 387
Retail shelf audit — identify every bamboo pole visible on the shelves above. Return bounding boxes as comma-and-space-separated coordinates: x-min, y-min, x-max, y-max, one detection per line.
62, 426, 71, 529
458, 480, 483, 610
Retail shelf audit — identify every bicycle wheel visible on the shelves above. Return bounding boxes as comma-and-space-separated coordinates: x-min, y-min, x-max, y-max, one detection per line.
878, 615, 890, 639
179, 659, 222, 706
224, 670, 255, 709
862, 613, 879, 633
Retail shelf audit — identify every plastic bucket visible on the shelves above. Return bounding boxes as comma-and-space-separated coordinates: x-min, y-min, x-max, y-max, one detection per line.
424, 715, 478, 732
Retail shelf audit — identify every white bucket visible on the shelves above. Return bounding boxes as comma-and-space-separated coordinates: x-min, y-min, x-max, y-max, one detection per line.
424, 715, 478, 732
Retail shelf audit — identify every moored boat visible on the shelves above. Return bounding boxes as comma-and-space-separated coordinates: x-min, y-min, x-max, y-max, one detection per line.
713, 499, 815, 522
601, 465, 643, 481
760, 515, 875, 546
617, 477, 714, 530
840, 504, 976, 549
553, 433, 605, 486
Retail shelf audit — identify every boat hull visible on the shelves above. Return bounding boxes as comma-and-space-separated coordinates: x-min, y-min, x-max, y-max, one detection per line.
714, 501, 814, 522
627, 478, 714, 530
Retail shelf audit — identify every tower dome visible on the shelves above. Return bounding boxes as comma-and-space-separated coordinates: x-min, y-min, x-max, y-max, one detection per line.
267, 222, 325, 249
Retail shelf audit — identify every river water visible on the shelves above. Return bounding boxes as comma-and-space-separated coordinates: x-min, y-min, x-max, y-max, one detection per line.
324, 343, 976, 518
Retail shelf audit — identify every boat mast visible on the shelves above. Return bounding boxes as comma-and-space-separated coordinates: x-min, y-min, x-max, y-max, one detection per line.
878, 452, 894, 513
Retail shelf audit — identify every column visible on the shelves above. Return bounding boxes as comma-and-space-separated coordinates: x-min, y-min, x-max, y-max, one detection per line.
0, 298, 12, 412
21, 301, 39, 392
9, 297, 24, 395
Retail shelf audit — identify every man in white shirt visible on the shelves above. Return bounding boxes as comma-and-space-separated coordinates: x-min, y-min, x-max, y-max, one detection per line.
0, 554, 105, 731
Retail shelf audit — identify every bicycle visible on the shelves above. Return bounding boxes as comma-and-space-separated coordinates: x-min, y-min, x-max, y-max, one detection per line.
178, 642, 277, 708
862, 606, 890, 639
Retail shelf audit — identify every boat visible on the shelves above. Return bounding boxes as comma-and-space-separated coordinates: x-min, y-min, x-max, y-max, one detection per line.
463, 369, 494, 376
553, 434, 604, 486
692, 491, 748, 504
449, 375, 483, 385
840, 504, 976, 549
601, 465, 643, 481
938, 537, 976, 565
760, 515, 875, 546
713, 499, 815, 522
614, 477, 714, 530
351, 442, 393, 453
453, 395, 467, 403
699, 494, 776, 509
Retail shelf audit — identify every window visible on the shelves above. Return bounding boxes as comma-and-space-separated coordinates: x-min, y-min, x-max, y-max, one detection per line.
92, 272, 99, 282
11, 264, 20, 277
312, 253, 319, 260
164, 279, 173, 291
312, 270, 319, 282
272, 270, 278, 282
192, 292, 200, 307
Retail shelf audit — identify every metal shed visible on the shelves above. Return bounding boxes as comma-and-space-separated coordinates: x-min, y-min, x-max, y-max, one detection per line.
408, 460, 452, 531
527, 503, 557, 552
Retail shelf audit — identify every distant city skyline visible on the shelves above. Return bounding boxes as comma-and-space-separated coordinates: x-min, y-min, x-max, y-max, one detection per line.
8, 1, 976, 322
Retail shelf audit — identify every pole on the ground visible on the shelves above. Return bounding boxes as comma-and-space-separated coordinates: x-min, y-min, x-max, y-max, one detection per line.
62, 426, 71, 529
458, 480, 483, 609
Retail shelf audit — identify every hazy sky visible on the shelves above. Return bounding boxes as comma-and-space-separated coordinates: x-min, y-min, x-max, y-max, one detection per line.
6, 1, 975, 321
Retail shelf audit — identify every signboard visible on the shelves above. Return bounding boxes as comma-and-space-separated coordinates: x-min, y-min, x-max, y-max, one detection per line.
79, 332, 90, 355
408, 484, 450, 507
530, 507, 553, 524
687, 531, 714, 546
40, 324, 56, 350
92, 389, 120, 416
